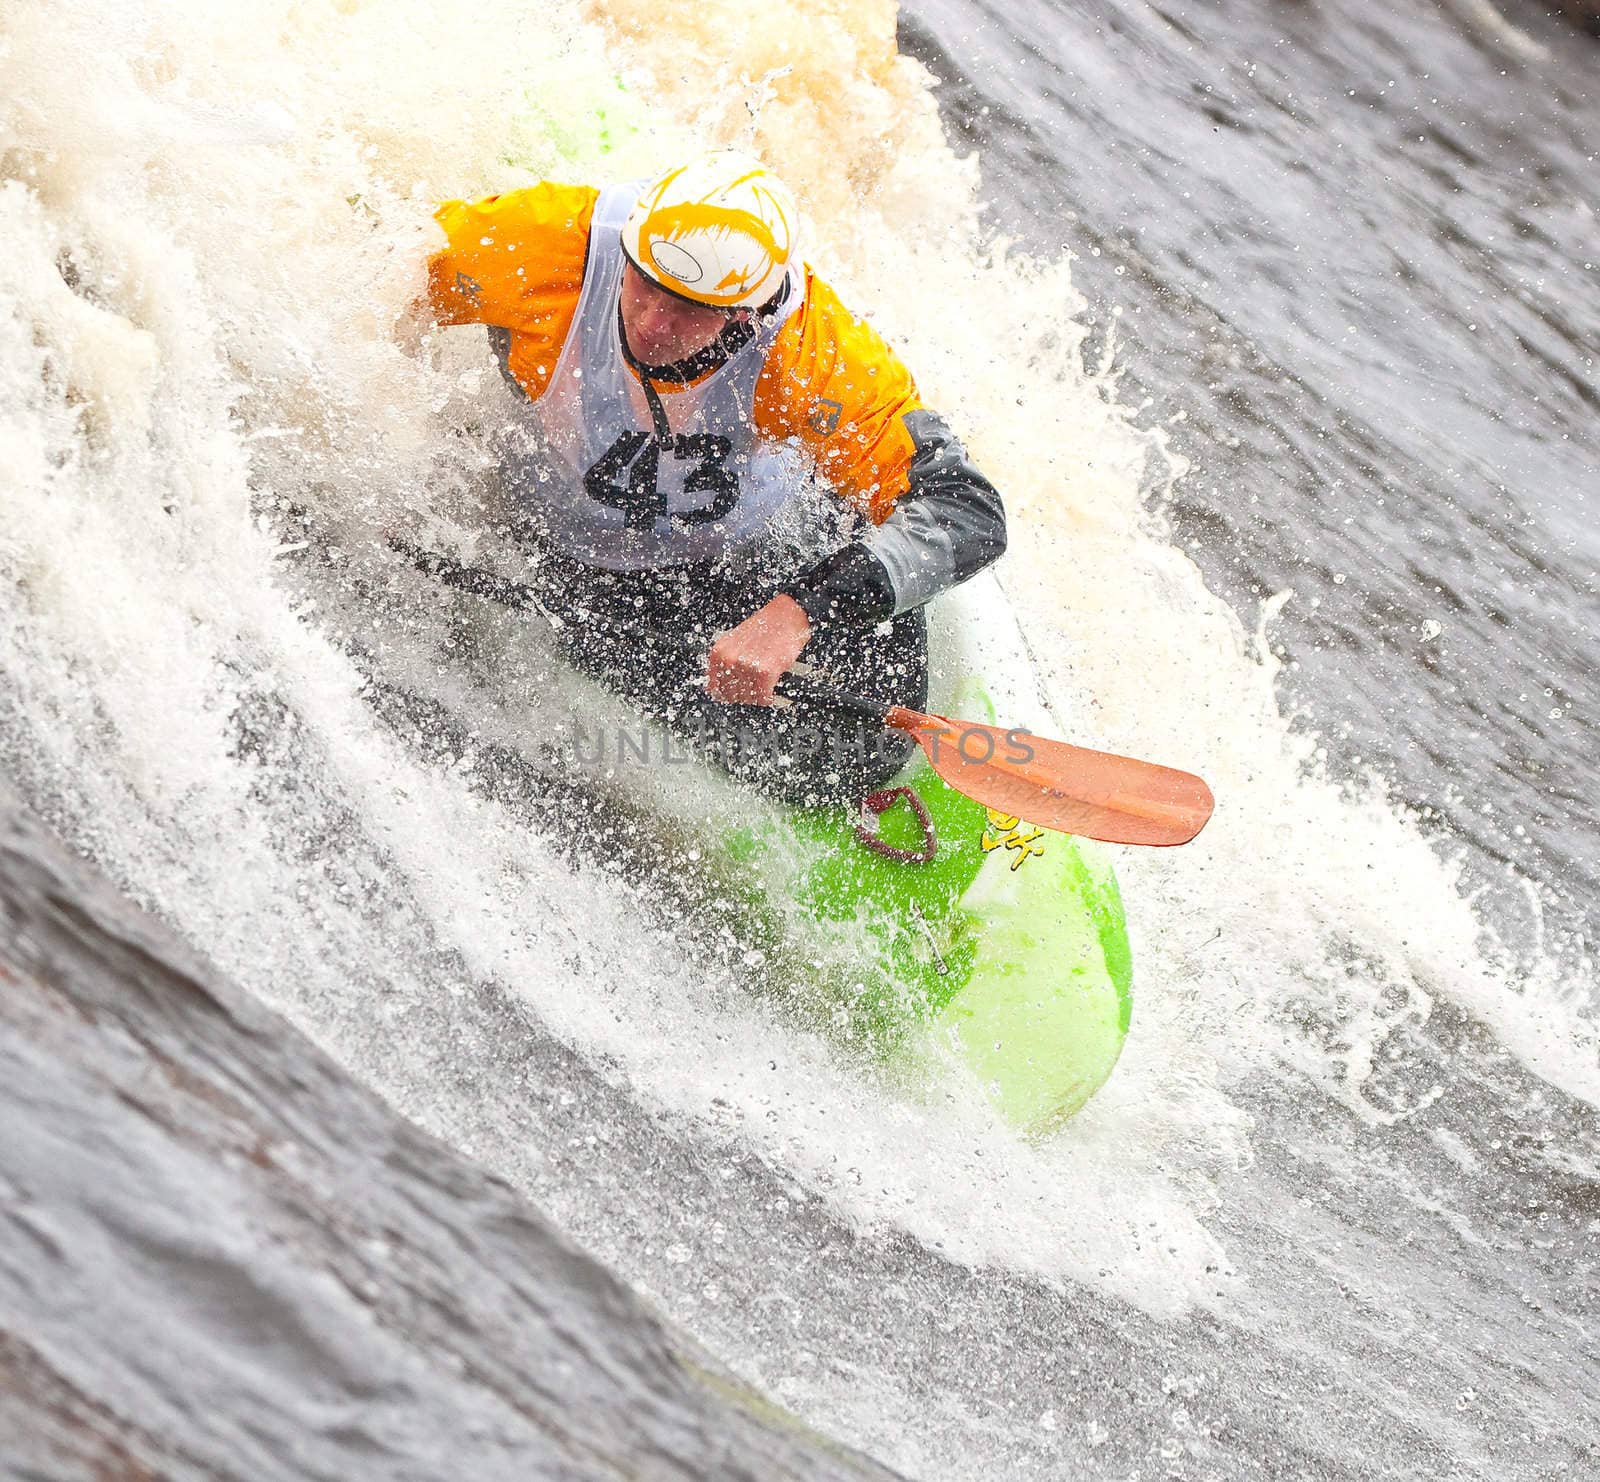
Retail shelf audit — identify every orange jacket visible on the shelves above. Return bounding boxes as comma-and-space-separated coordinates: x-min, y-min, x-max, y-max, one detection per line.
425, 182, 923, 525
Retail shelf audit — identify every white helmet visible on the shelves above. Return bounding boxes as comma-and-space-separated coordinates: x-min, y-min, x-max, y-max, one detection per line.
621, 151, 798, 310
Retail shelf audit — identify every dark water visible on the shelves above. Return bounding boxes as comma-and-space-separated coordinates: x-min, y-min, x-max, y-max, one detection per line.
901, 0, 1599, 956
0, 785, 901, 1482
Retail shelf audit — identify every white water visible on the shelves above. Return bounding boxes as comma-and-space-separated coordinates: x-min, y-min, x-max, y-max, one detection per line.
3, 0, 1595, 1474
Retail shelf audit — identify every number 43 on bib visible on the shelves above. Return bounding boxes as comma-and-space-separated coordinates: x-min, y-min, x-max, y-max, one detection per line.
583, 430, 737, 528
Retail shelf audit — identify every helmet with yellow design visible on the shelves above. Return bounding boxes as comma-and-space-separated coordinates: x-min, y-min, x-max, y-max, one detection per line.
621, 151, 798, 310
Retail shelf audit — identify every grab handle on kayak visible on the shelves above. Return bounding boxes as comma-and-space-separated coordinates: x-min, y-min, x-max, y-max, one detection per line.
854, 786, 938, 864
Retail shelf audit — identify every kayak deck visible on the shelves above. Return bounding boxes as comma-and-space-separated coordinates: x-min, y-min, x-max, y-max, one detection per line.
723, 722, 1133, 1133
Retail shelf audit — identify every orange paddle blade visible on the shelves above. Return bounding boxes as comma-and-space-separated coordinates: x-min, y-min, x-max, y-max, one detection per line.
884, 707, 1214, 847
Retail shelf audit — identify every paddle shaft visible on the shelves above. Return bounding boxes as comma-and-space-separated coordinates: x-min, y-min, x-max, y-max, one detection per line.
394, 542, 888, 713
390, 542, 1214, 845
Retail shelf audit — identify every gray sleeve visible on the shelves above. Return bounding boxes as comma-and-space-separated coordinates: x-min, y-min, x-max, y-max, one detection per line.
863, 408, 1007, 615
782, 408, 1007, 627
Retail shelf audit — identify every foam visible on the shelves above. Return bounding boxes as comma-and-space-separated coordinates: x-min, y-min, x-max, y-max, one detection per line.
1, 0, 1593, 1372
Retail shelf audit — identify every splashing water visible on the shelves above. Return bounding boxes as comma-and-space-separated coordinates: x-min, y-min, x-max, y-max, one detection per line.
3, 1, 1595, 1476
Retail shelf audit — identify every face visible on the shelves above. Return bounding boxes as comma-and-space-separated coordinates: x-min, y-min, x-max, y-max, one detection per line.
620, 260, 741, 365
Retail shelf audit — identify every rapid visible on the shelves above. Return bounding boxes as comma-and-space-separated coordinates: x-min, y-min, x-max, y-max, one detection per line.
1, 1, 1595, 1478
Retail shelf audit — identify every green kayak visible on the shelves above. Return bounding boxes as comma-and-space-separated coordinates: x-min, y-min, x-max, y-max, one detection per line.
693, 680, 1132, 1136
348, 542, 1134, 1134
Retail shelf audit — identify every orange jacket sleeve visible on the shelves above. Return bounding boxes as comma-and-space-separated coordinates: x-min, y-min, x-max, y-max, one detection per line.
752, 269, 923, 525
425, 182, 598, 400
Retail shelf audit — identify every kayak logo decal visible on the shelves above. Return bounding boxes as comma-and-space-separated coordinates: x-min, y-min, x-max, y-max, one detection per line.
808, 397, 843, 436
981, 809, 1046, 870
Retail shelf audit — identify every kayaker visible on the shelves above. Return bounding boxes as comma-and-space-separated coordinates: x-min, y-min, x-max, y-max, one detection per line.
417, 150, 1006, 805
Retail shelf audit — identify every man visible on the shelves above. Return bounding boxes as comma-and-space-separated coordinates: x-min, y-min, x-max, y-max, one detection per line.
420, 151, 1005, 805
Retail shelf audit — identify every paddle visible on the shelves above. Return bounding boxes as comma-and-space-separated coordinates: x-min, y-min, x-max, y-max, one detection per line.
776, 675, 1213, 847
389, 540, 1215, 846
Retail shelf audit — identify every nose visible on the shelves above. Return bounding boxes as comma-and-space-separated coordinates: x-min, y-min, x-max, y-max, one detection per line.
644, 296, 694, 336
622, 264, 727, 363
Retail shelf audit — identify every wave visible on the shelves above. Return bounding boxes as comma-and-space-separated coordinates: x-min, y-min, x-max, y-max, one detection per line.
1, 0, 1593, 1395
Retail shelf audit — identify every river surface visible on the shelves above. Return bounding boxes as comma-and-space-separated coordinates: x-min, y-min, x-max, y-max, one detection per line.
902, 0, 1599, 956
1, 1, 1596, 1479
